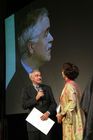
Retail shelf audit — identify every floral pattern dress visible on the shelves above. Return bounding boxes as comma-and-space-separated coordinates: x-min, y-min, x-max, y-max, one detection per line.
60, 79, 85, 140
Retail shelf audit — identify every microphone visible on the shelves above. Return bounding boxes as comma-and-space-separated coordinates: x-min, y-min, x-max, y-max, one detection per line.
38, 87, 43, 92
38, 87, 44, 99
38, 87, 44, 105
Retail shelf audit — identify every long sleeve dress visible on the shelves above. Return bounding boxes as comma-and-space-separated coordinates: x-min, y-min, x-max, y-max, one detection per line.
59, 79, 85, 140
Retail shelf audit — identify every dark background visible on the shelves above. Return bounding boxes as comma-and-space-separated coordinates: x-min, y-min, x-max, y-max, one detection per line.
0, 0, 93, 140
0, 1, 34, 140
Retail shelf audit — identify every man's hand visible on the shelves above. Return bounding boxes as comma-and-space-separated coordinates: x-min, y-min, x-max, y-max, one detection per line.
56, 113, 62, 124
36, 90, 44, 100
40, 112, 50, 121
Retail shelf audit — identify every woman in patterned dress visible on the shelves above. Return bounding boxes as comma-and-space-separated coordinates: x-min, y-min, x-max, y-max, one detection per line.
56, 62, 85, 140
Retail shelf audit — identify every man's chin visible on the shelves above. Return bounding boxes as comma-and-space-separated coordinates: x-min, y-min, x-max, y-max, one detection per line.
45, 55, 51, 61
38, 81, 42, 84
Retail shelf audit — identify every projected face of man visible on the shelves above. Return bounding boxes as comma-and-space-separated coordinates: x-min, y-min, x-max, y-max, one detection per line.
29, 16, 54, 63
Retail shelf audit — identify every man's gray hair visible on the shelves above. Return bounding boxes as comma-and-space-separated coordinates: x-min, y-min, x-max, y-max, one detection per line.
17, 8, 48, 58
29, 69, 40, 78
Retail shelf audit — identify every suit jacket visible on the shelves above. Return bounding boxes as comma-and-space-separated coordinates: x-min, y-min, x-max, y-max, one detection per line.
22, 82, 57, 132
80, 75, 93, 140
6, 61, 31, 115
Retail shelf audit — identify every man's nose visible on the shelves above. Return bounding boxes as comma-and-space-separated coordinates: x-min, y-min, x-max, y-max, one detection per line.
38, 76, 42, 79
48, 33, 54, 42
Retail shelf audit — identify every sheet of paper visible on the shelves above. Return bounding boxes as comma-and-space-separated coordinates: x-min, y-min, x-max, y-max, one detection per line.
25, 107, 55, 135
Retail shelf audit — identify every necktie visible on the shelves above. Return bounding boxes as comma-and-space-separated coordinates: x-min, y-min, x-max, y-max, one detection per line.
36, 86, 39, 92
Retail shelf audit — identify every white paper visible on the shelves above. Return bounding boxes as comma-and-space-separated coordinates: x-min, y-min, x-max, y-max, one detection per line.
26, 107, 55, 135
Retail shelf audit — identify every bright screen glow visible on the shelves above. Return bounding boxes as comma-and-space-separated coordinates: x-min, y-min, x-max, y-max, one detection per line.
5, 0, 93, 115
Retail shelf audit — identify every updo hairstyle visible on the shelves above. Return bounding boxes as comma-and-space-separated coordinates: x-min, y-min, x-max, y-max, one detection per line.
62, 62, 79, 80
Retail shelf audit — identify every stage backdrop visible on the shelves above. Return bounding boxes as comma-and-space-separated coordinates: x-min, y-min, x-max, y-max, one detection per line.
5, 0, 93, 115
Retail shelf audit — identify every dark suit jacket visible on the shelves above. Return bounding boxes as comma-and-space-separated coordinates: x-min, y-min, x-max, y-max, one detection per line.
22, 82, 57, 132
80, 75, 93, 140
6, 61, 31, 115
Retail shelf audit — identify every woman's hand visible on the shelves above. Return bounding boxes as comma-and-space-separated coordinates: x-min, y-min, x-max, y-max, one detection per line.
56, 113, 62, 124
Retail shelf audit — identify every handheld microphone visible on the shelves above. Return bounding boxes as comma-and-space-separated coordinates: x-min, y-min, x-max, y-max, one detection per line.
38, 87, 44, 99
38, 87, 44, 105
38, 87, 43, 91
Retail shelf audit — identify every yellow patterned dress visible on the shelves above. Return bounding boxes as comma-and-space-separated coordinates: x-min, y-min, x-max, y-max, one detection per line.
59, 79, 85, 140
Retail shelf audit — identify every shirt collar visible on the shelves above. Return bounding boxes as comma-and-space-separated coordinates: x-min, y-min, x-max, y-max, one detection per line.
65, 79, 72, 84
21, 60, 32, 74
33, 83, 39, 89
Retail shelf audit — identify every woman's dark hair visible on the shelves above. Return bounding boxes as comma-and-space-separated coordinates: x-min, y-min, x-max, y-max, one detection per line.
62, 62, 79, 80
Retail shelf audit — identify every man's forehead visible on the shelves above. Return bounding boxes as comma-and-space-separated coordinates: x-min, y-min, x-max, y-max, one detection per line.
31, 16, 50, 37
33, 71, 41, 75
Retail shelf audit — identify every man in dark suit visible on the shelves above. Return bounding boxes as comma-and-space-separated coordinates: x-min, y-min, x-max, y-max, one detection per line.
81, 75, 93, 140
22, 70, 57, 140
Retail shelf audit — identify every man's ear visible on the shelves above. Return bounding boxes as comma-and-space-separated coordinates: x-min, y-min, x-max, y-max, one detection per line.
27, 40, 34, 55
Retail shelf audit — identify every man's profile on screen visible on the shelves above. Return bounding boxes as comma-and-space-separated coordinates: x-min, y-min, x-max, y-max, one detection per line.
6, 7, 54, 114
17, 8, 53, 74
